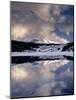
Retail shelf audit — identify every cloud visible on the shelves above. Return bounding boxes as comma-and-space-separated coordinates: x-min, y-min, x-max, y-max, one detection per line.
43, 32, 69, 44
11, 2, 74, 43
32, 4, 51, 22
11, 24, 29, 40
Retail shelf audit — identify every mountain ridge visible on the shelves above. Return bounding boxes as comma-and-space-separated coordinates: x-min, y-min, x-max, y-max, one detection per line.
11, 40, 74, 52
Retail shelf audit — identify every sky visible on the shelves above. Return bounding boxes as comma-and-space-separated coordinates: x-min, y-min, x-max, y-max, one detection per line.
11, 2, 74, 44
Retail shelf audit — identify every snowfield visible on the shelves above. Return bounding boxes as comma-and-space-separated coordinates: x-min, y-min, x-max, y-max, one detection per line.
11, 51, 73, 57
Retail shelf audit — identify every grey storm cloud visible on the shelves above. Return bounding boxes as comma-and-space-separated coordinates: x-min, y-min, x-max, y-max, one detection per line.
11, 2, 74, 43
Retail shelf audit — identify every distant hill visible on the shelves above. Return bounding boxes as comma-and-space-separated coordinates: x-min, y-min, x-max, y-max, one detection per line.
11, 40, 64, 52
62, 42, 74, 51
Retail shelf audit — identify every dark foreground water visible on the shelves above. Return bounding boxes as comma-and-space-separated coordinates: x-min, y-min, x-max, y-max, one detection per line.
11, 59, 74, 98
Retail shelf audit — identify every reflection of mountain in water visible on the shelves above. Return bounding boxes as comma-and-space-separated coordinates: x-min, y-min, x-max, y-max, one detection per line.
11, 40, 74, 64
11, 56, 63, 64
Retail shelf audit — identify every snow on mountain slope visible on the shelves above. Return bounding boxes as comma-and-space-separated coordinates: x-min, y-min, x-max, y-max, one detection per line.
31, 45, 64, 52
12, 40, 74, 52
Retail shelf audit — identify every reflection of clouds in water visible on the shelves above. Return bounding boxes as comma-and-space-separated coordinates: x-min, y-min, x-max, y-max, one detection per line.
11, 60, 73, 97
42, 60, 69, 71
35, 83, 51, 96
11, 66, 28, 81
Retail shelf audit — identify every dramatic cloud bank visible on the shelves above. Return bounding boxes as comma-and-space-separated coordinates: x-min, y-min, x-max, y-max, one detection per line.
11, 2, 74, 43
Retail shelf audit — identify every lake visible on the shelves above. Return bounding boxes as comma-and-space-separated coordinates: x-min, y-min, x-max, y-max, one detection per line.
11, 59, 74, 98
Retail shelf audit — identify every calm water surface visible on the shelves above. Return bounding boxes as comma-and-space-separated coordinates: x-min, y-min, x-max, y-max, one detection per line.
11, 59, 74, 98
